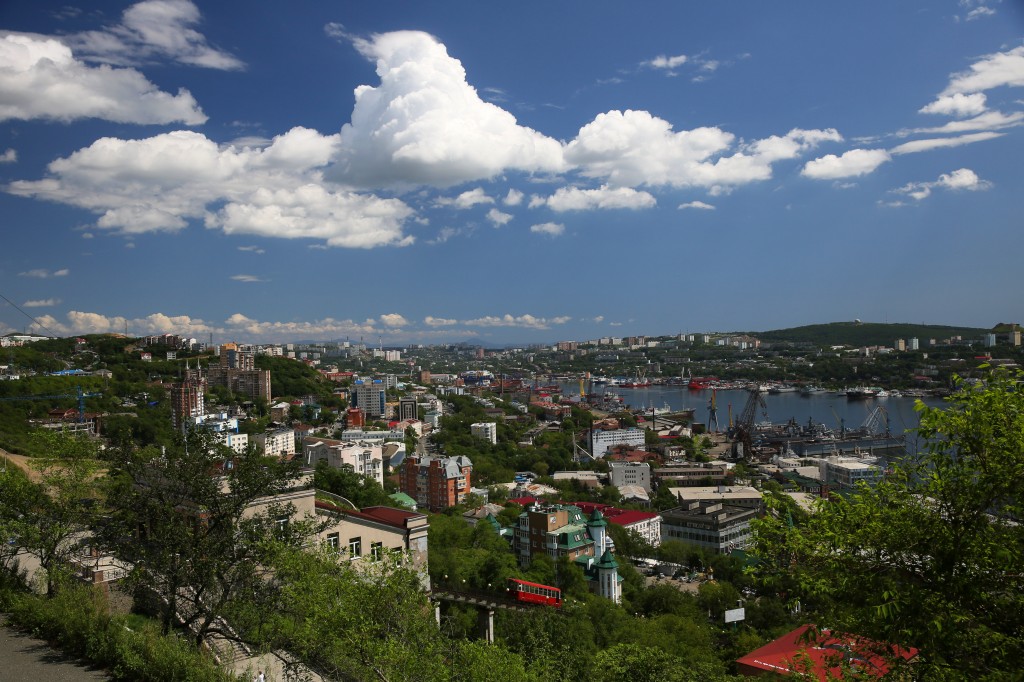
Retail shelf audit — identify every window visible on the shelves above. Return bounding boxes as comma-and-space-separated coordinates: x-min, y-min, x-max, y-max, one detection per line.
348, 537, 362, 557
326, 532, 340, 552
371, 541, 383, 561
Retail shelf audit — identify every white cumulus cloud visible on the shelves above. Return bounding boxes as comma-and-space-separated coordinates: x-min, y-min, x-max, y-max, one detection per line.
379, 313, 409, 327
436, 187, 493, 209
531, 222, 564, 236
892, 168, 991, 201
0, 32, 207, 124
903, 111, 1024, 136
331, 31, 566, 188
940, 45, 1024, 96
503, 188, 524, 206
889, 131, 1003, 155
565, 112, 840, 189
678, 200, 715, 210
0, 148, 16, 163
18, 267, 69, 278
231, 274, 264, 282
647, 54, 689, 70
538, 185, 657, 212
486, 208, 512, 226
462, 314, 570, 329
424, 316, 457, 327
7, 128, 416, 248
22, 298, 60, 307
801, 149, 891, 179
919, 93, 987, 118
66, 0, 244, 70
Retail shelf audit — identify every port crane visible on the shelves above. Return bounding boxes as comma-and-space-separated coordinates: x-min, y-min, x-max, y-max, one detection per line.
0, 385, 102, 422
857, 405, 892, 437
730, 389, 768, 457
707, 389, 720, 433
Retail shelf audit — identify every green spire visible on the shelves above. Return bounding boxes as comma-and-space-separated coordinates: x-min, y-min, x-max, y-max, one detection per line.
596, 549, 618, 569
588, 508, 607, 528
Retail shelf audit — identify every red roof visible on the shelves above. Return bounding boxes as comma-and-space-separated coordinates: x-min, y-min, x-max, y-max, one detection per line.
359, 505, 426, 528
606, 509, 659, 526
736, 625, 917, 680
568, 501, 658, 527
315, 502, 424, 530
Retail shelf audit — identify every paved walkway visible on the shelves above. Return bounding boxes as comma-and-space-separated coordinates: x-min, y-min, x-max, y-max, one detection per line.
0, 616, 109, 681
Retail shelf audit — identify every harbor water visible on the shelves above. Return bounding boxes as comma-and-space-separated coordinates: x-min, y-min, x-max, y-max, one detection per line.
560, 382, 948, 438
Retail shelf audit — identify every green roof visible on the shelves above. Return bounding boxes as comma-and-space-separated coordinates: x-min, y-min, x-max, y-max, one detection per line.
553, 523, 593, 549
587, 508, 608, 528
388, 492, 417, 510
596, 550, 618, 570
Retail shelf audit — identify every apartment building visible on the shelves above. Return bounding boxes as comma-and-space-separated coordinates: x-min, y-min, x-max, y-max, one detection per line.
661, 501, 760, 555
470, 422, 498, 444
591, 427, 645, 457
302, 436, 384, 486
255, 428, 296, 458
399, 454, 472, 511
608, 461, 652, 491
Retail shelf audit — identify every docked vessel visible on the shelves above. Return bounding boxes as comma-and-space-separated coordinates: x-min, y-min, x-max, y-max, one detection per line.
846, 386, 879, 400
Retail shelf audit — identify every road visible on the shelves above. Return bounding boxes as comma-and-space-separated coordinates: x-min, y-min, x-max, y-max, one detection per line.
0, 616, 110, 681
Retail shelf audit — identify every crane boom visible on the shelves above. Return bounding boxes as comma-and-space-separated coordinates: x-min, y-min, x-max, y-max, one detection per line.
0, 385, 101, 422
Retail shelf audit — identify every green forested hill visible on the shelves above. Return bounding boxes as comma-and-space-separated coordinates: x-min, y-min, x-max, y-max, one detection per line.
254, 354, 332, 398
752, 321, 991, 347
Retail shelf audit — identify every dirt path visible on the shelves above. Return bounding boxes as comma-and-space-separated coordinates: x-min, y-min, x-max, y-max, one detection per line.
0, 616, 110, 681
0, 448, 43, 482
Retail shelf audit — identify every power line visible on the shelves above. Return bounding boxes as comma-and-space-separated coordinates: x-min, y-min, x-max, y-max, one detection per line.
0, 290, 58, 337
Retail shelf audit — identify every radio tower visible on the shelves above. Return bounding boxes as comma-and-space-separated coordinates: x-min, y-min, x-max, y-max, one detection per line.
708, 389, 720, 433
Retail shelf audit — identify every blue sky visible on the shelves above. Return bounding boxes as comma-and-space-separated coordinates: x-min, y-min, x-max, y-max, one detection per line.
1, 1, 1022, 345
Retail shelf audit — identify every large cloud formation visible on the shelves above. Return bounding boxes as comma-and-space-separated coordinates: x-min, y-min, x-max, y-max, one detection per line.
8, 128, 415, 247
332, 31, 566, 188
1, 28, 858, 248
0, 32, 206, 124
565, 112, 840, 189
66, 0, 244, 70
28, 309, 570, 340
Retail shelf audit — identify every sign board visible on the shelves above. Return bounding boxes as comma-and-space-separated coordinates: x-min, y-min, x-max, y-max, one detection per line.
724, 607, 746, 623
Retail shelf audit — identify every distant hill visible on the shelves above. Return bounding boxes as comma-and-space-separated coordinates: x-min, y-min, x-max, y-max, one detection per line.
752, 321, 992, 347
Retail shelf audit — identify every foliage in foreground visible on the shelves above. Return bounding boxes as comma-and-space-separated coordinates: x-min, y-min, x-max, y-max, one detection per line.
241, 545, 535, 682
0, 578, 233, 682
751, 367, 1024, 681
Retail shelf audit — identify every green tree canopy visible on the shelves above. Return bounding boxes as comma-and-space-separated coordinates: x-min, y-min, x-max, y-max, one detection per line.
751, 367, 1024, 680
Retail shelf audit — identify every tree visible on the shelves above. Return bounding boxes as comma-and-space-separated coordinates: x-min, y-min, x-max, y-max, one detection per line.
751, 368, 1024, 680
607, 523, 655, 561
251, 545, 535, 682
313, 459, 391, 509
0, 430, 100, 595
98, 429, 315, 644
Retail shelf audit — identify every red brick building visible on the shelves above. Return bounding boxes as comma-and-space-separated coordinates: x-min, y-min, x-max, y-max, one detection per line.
399, 454, 472, 511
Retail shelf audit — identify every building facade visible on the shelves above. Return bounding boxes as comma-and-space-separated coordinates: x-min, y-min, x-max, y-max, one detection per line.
256, 428, 296, 458
398, 396, 418, 422
608, 461, 652, 491
302, 436, 385, 486
170, 377, 206, 430
399, 454, 473, 511
470, 422, 498, 445
591, 427, 645, 457
660, 502, 760, 555
352, 380, 387, 418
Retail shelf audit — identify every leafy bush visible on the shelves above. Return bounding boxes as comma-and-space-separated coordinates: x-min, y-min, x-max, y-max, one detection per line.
1, 582, 235, 681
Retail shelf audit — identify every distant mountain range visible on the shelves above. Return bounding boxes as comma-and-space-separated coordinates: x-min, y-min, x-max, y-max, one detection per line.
751, 321, 998, 347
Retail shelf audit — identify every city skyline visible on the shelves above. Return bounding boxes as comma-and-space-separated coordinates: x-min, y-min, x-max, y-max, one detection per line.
2, 1, 1022, 345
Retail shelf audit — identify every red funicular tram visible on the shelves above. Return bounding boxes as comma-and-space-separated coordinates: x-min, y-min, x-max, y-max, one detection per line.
507, 578, 562, 607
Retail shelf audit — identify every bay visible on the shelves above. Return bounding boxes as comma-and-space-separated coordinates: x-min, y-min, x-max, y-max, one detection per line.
557, 382, 947, 437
